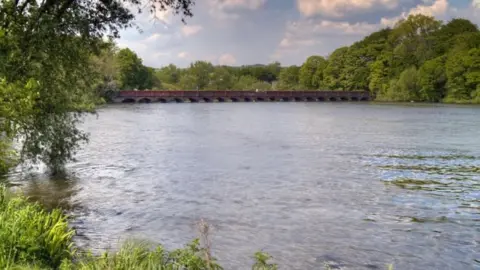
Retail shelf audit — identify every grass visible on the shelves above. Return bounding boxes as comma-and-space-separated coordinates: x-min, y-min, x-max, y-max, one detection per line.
0, 186, 74, 269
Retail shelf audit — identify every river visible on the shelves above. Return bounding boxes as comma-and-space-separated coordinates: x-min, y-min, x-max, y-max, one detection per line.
8, 102, 480, 269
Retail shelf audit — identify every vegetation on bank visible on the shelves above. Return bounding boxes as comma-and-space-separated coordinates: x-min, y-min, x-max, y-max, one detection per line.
97, 15, 480, 106
0, 185, 279, 270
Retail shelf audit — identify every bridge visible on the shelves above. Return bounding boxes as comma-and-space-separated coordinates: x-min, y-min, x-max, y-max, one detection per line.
113, 90, 371, 103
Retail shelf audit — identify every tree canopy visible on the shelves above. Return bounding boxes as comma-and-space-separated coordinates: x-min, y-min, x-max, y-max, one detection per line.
0, 0, 194, 174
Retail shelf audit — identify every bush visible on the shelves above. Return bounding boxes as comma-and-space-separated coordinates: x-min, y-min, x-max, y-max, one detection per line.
73, 240, 222, 270
0, 186, 74, 269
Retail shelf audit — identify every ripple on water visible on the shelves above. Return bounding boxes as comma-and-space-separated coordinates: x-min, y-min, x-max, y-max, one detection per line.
369, 152, 480, 227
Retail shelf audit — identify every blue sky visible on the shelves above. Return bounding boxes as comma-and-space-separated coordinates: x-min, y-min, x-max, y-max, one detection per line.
118, 0, 480, 68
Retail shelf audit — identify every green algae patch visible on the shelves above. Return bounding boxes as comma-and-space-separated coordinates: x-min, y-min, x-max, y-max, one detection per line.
372, 154, 478, 161
385, 178, 448, 190
379, 165, 480, 174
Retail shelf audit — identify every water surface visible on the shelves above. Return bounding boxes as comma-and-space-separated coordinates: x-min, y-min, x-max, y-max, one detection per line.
9, 103, 480, 269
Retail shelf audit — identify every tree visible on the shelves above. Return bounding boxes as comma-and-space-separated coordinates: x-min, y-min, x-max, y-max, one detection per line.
445, 48, 480, 102
369, 54, 392, 96
156, 64, 181, 85
445, 50, 470, 101
233, 75, 259, 90
341, 29, 391, 91
187, 61, 214, 90
323, 47, 349, 90
277, 66, 300, 90
115, 48, 156, 90
90, 41, 120, 101
389, 15, 442, 69
433, 19, 479, 55
0, 0, 194, 174
379, 66, 420, 101
418, 56, 447, 102
299, 56, 327, 89
207, 67, 234, 90
179, 74, 197, 90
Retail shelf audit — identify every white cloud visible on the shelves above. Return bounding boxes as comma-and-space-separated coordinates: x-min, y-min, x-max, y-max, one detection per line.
473, 0, 480, 8
296, 0, 398, 17
381, 0, 448, 27
181, 25, 203, 36
154, 52, 170, 57
208, 0, 267, 19
272, 18, 380, 63
279, 19, 378, 49
145, 33, 162, 42
218, 53, 237, 65
313, 20, 379, 35
178, 51, 189, 58
216, 0, 267, 10
409, 0, 448, 16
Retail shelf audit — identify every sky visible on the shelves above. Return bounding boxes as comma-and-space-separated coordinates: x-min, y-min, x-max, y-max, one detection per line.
117, 0, 480, 68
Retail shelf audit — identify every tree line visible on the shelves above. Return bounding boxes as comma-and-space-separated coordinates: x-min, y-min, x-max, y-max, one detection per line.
99, 15, 480, 104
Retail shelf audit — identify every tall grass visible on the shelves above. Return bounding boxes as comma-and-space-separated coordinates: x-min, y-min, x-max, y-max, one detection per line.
73, 240, 222, 270
0, 186, 74, 269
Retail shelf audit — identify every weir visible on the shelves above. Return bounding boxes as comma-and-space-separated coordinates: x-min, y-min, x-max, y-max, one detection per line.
113, 90, 371, 103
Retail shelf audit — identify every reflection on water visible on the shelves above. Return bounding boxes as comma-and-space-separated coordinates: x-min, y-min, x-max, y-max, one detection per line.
7, 103, 480, 269
8, 171, 80, 211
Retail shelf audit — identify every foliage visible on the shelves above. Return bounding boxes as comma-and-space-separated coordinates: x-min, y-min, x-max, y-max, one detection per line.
378, 66, 420, 102
299, 56, 327, 89
418, 56, 447, 102
0, 186, 74, 269
74, 240, 222, 270
0, 0, 194, 174
277, 65, 300, 90
116, 48, 156, 90
251, 252, 278, 270
323, 47, 349, 90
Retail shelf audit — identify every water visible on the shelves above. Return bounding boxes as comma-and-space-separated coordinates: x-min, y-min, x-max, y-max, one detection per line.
8, 103, 480, 269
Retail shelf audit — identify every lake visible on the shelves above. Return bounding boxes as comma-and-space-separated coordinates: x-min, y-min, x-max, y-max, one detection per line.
9, 102, 480, 269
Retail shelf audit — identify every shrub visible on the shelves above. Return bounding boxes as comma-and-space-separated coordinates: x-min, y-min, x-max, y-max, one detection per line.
0, 186, 75, 269
74, 239, 222, 270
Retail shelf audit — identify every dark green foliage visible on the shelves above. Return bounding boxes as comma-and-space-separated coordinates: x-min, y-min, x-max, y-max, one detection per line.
116, 48, 156, 90
418, 56, 447, 102
252, 252, 278, 270
378, 67, 420, 101
0, 186, 74, 269
277, 65, 300, 90
299, 56, 327, 89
